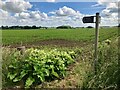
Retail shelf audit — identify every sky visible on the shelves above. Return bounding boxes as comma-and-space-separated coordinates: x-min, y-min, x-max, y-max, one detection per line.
0, 0, 119, 27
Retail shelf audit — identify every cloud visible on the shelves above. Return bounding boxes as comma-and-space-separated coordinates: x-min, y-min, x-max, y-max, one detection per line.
107, 2, 118, 13
53, 6, 82, 17
1, 0, 118, 27
43, 6, 86, 27
0, 0, 4, 9
101, 2, 118, 17
0, 9, 9, 19
98, 0, 118, 4
92, 0, 119, 26
0, 10, 18, 26
0, 4, 91, 27
0, 0, 48, 26
0, 0, 32, 13
46, 0, 56, 2
93, 0, 118, 14
15, 11, 48, 20
101, 16, 118, 26
15, 12, 30, 19
12, 6, 85, 27
30, 11, 48, 20
0, 0, 32, 26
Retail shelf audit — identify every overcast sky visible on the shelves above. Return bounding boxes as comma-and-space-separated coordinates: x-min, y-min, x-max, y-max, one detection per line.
0, 0, 119, 27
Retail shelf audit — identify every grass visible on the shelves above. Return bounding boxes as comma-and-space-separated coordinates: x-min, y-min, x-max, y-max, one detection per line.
83, 37, 119, 89
2, 27, 118, 45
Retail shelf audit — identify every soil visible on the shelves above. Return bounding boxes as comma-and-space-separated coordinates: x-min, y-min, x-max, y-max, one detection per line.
3, 39, 93, 48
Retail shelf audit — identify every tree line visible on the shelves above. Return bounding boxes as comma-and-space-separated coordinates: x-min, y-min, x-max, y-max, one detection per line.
1, 25, 74, 29
1, 25, 48, 29
0, 25, 119, 30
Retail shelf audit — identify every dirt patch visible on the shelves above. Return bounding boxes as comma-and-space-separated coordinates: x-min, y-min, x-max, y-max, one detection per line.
31, 39, 89, 47
4, 39, 92, 48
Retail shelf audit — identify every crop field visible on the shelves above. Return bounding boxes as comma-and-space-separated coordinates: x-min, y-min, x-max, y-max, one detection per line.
2, 27, 118, 46
2, 27, 119, 89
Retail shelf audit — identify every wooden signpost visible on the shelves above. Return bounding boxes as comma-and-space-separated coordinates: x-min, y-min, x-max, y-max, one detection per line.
82, 13, 100, 74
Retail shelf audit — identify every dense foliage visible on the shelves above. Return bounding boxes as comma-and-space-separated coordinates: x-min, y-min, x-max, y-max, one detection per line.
6, 48, 76, 88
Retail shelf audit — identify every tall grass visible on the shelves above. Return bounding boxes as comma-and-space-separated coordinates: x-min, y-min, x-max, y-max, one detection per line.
2, 48, 17, 87
83, 38, 119, 89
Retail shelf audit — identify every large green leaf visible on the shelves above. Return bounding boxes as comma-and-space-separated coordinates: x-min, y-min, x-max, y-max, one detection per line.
7, 72, 17, 80
52, 68, 59, 78
37, 75, 45, 82
9, 65, 15, 68
44, 69, 49, 76
13, 77, 21, 82
25, 77, 35, 88
20, 70, 27, 79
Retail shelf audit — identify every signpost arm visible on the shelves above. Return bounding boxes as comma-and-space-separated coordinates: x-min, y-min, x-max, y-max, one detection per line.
94, 13, 100, 74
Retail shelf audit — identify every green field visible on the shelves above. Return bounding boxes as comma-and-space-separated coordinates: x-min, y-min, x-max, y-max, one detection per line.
2, 27, 119, 89
2, 27, 118, 45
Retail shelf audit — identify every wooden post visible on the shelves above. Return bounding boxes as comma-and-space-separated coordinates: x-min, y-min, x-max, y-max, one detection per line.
94, 13, 100, 74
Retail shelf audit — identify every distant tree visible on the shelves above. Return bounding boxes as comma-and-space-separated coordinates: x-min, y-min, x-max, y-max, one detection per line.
1, 26, 9, 29
32, 25, 37, 29
1, 26, 4, 29
56, 25, 72, 29
23, 26, 31, 29
38, 26, 42, 29
10, 26, 20, 29
87, 26, 94, 28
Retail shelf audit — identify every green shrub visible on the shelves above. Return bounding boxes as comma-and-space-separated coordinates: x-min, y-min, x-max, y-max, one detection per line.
6, 48, 76, 88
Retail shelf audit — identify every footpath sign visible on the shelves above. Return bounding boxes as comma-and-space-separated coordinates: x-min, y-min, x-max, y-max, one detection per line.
82, 13, 100, 74
82, 16, 94, 23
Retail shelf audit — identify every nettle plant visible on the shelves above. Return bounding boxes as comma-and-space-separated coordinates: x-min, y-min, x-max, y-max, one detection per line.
7, 48, 76, 88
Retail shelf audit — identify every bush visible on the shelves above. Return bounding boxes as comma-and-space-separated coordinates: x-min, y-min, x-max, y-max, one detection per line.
86, 26, 94, 28
56, 25, 72, 29
5, 48, 76, 88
